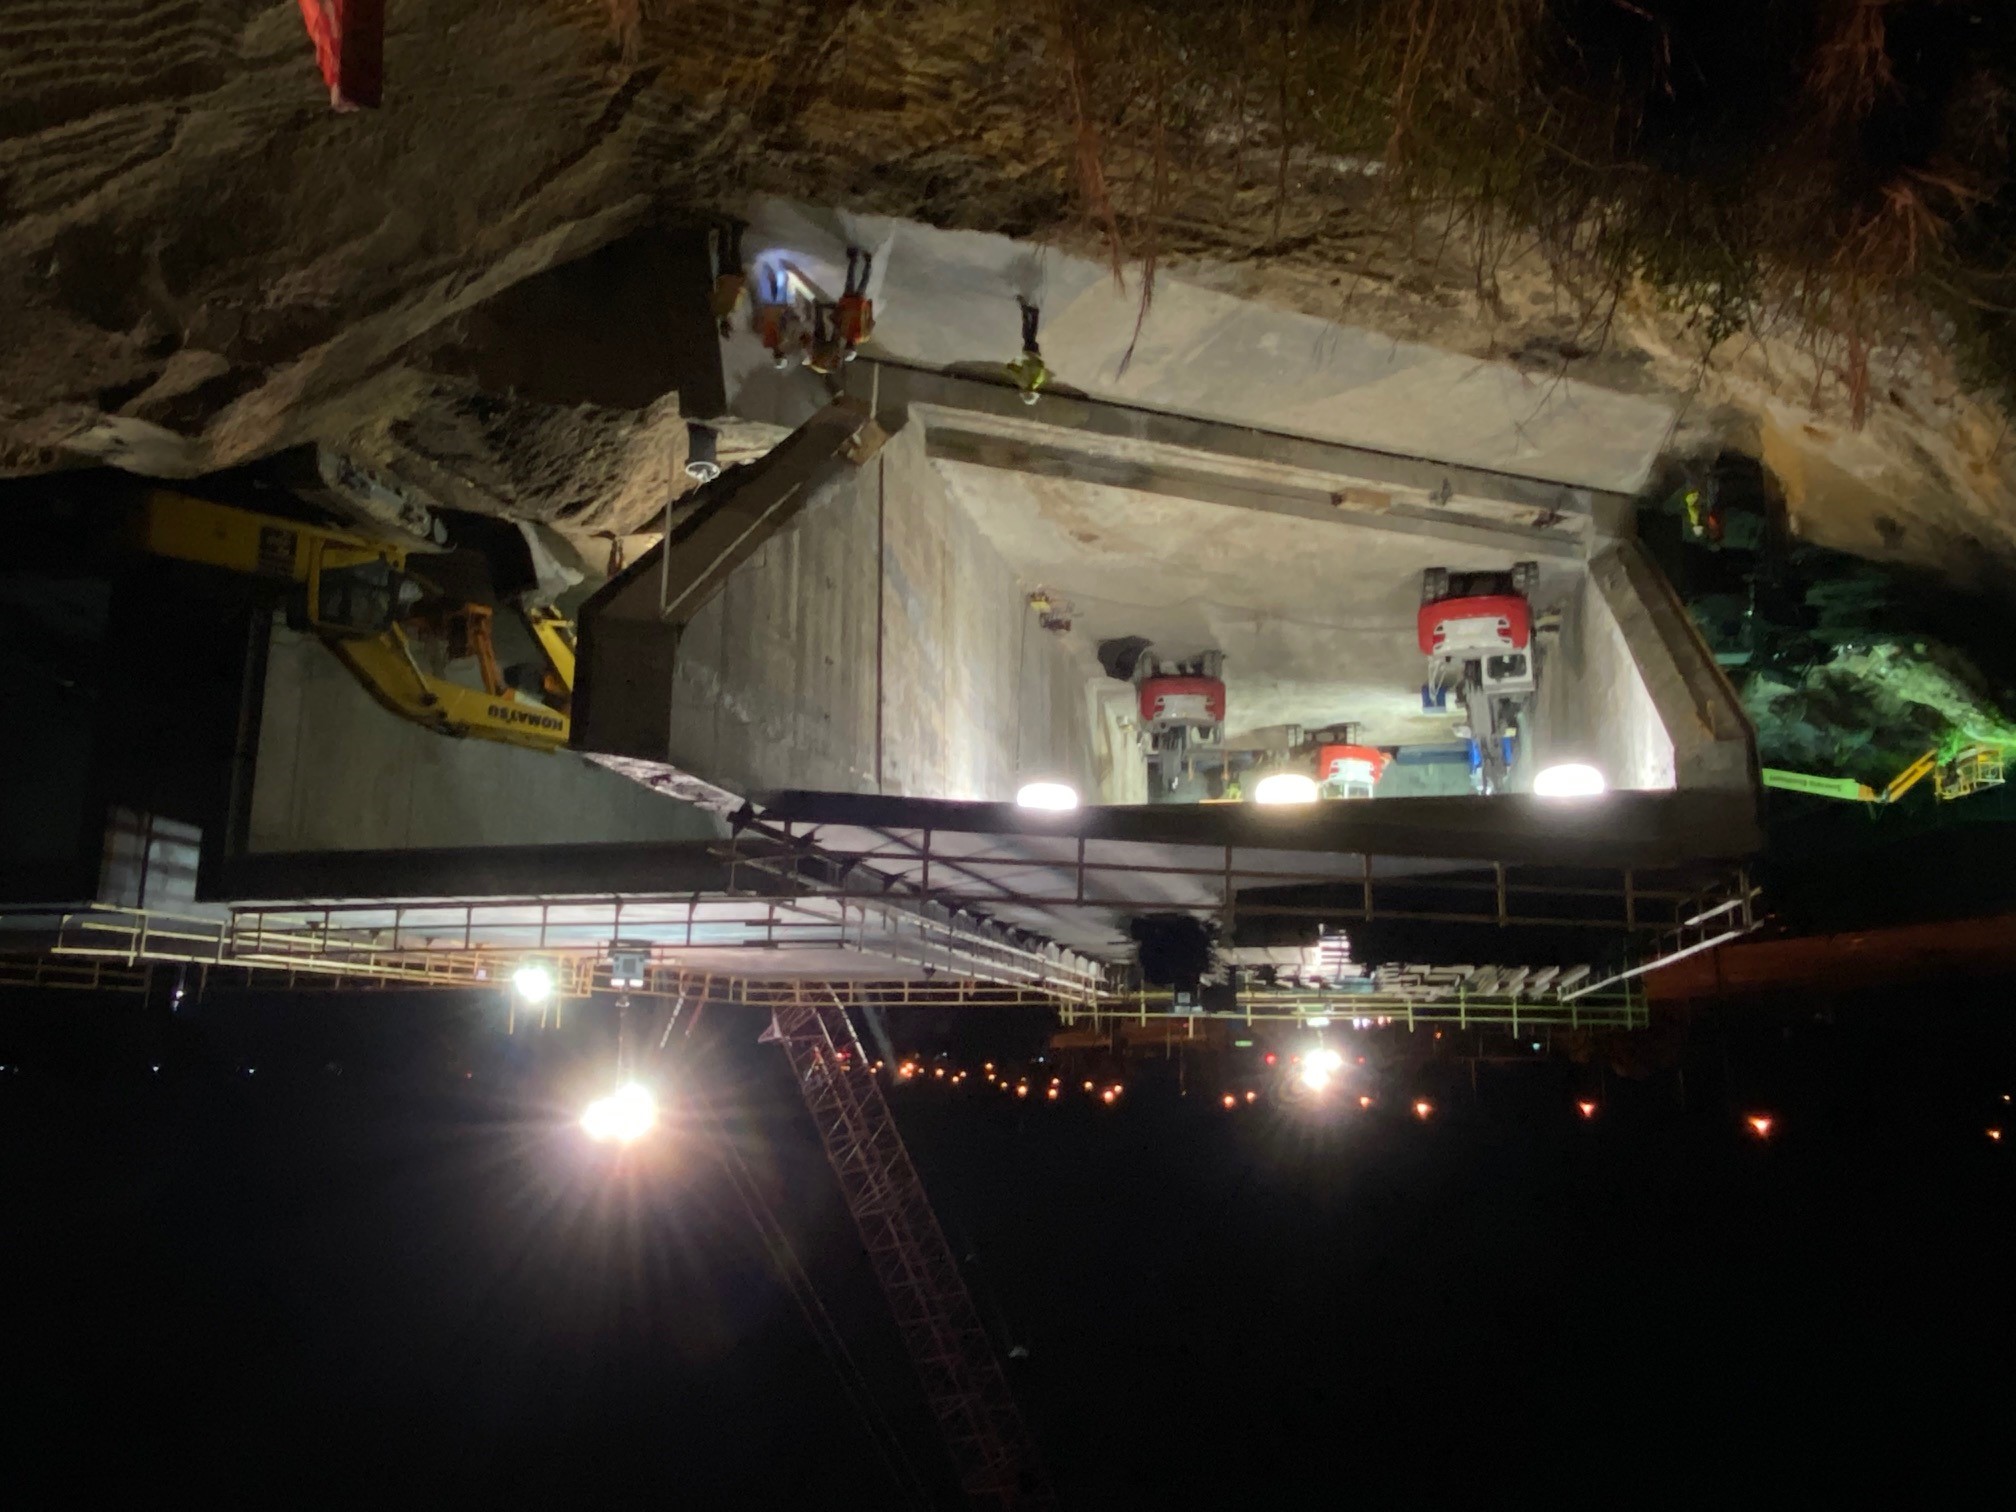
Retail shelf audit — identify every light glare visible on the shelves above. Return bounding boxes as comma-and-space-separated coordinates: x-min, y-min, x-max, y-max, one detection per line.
1532, 762, 1607, 799
1016, 781, 1079, 811
581, 1083, 657, 1144
1254, 772, 1320, 806
1299, 1046, 1345, 1093
512, 963, 554, 1004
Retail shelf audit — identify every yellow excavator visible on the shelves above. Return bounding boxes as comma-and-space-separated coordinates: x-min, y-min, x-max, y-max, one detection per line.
134, 490, 575, 753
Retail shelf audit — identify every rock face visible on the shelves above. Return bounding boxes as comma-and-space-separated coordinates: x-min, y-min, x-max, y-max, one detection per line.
3, 0, 2012, 571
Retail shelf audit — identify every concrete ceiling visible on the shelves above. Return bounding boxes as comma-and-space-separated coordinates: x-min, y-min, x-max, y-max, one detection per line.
731, 197, 1679, 495
934, 460, 1579, 746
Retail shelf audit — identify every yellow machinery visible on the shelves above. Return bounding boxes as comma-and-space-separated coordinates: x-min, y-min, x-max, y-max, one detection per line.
1760, 745, 2007, 806
135, 490, 574, 752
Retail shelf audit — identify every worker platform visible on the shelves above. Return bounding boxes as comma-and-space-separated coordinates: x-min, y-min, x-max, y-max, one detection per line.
3, 786, 1757, 1032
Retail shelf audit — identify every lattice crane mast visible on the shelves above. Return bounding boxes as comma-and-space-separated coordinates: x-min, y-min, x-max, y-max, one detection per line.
765, 988, 1053, 1509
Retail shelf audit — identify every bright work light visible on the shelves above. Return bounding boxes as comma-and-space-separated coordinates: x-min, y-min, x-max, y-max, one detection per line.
1016, 781, 1079, 811
1532, 762, 1606, 798
1254, 772, 1319, 806
582, 1083, 658, 1144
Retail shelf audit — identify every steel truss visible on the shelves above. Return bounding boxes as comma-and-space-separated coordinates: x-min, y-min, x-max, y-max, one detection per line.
768, 987, 1052, 1509
733, 822, 1723, 931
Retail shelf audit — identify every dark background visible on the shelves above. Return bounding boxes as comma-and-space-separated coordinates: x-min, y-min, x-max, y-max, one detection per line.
5, 984, 2012, 1507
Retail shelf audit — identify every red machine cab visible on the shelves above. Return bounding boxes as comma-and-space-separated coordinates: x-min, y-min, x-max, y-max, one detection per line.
1416, 594, 1532, 658
1138, 674, 1227, 728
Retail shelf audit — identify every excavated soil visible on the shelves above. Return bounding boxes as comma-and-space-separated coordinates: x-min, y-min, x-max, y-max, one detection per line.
2, 0, 2012, 566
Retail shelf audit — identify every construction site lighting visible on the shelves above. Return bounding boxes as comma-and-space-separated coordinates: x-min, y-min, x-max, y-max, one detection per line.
1533, 762, 1607, 799
1304, 1048, 1344, 1079
1298, 1047, 1344, 1094
512, 963, 554, 1005
581, 1083, 657, 1144
607, 949, 648, 991
1015, 781, 1079, 811
1254, 772, 1320, 806
1307, 1016, 1332, 1029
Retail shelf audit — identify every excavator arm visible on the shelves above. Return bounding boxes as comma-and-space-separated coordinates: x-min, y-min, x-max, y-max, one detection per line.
136, 490, 574, 753
329, 633, 571, 747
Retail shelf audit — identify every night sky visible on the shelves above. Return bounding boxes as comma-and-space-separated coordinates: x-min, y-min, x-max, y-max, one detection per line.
6, 984, 2012, 1506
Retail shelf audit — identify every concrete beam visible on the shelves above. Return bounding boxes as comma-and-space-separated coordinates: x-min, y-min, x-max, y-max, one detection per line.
926, 427, 1587, 560
851, 361, 1631, 552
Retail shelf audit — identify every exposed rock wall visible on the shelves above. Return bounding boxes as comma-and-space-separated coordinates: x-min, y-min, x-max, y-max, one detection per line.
3, 0, 2011, 574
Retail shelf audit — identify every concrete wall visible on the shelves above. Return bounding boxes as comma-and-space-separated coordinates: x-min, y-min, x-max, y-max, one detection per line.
662, 423, 1102, 801
1589, 544, 1757, 795
248, 627, 722, 853
663, 444, 881, 792
1523, 545, 1757, 797
1535, 572, 1678, 792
